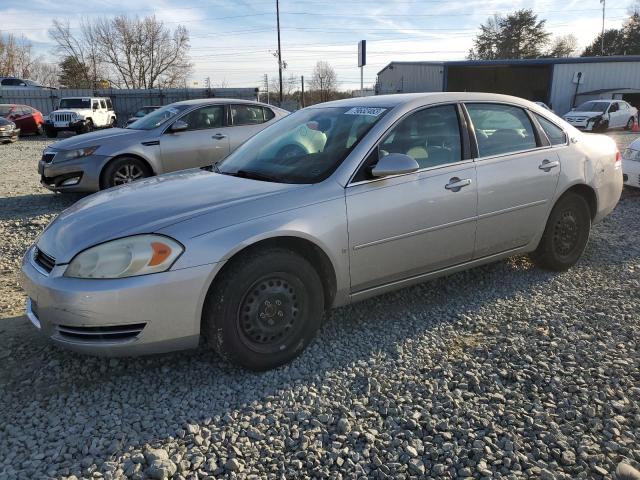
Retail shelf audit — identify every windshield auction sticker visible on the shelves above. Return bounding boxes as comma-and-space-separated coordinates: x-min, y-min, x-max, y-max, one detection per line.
344, 107, 386, 116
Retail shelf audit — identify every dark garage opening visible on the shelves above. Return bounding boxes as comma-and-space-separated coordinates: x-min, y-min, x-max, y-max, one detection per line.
622, 93, 640, 111
446, 64, 553, 105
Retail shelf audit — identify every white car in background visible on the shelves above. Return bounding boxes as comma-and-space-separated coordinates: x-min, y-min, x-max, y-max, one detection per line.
563, 100, 637, 132
623, 138, 640, 188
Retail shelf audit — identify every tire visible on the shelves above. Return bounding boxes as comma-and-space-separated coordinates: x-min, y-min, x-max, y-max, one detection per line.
530, 192, 591, 272
109, 117, 116, 128
625, 117, 635, 130
79, 120, 93, 134
101, 157, 151, 189
202, 248, 325, 371
595, 119, 609, 132
45, 127, 58, 138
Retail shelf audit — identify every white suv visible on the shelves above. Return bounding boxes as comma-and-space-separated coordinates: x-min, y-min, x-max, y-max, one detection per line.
44, 97, 116, 137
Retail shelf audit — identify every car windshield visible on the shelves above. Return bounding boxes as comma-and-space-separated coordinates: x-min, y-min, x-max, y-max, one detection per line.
127, 105, 190, 130
575, 102, 609, 113
0, 106, 13, 116
217, 106, 388, 184
59, 98, 91, 109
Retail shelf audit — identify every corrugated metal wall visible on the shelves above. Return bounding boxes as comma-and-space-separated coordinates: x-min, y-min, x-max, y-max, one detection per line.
376, 63, 444, 94
0, 87, 259, 125
550, 62, 640, 115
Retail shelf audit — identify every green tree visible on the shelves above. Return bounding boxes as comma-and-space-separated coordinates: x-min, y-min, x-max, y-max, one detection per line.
468, 9, 551, 60
58, 56, 91, 88
581, 12, 640, 56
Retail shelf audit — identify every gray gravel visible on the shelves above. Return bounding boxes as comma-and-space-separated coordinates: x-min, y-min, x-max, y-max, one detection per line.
0, 133, 639, 479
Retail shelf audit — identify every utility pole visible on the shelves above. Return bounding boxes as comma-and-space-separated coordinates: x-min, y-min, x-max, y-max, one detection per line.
601, 0, 606, 55
301, 75, 305, 108
264, 74, 270, 104
276, 0, 283, 105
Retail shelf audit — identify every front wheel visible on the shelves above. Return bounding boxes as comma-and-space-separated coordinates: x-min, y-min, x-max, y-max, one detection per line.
625, 117, 635, 130
530, 192, 591, 271
101, 157, 151, 189
203, 248, 324, 371
36, 124, 44, 136
44, 126, 58, 138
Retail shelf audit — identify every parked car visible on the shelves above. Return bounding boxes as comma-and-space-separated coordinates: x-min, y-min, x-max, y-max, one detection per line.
0, 104, 45, 135
0, 117, 20, 143
0, 77, 48, 89
21, 93, 622, 370
44, 97, 117, 138
38, 99, 288, 191
622, 138, 640, 188
126, 106, 161, 126
563, 100, 637, 132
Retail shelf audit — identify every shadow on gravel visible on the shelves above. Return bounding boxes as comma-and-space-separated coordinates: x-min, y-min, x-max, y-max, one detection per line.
0, 193, 84, 221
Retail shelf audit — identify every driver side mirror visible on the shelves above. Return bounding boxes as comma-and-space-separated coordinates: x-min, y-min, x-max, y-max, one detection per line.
169, 120, 188, 133
371, 152, 419, 177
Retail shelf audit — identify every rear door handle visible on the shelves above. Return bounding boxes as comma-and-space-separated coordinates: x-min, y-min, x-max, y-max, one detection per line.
445, 177, 472, 192
539, 159, 560, 171
212, 133, 227, 140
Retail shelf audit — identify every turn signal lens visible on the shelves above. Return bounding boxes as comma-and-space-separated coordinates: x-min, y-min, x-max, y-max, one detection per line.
615, 150, 622, 168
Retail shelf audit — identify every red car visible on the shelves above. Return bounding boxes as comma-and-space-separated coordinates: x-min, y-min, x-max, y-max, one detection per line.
0, 104, 45, 135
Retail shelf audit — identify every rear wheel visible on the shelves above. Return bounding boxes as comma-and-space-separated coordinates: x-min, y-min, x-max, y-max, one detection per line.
203, 248, 324, 370
101, 157, 151, 189
530, 192, 591, 271
109, 117, 116, 128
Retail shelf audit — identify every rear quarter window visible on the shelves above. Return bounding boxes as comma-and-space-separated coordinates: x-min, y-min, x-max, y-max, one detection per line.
534, 113, 567, 146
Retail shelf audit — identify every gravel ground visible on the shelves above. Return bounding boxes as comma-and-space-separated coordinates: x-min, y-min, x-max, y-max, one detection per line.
0, 133, 639, 479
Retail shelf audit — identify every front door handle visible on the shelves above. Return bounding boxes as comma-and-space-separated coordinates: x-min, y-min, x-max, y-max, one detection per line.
539, 159, 560, 171
212, 133, 227, 140
445, 177, 472, 192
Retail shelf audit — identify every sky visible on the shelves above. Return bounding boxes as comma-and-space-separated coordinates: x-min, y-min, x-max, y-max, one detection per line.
0, 0, 632, 91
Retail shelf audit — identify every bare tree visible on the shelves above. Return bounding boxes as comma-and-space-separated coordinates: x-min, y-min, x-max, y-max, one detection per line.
547, 34, 578, 57
309, 61, 337, 103
270, 73, 297, 100
49, 15, 192, 89
49, 19, 103, 87
92, 15, 192, 88
0, 32, 35, 78
30, 61, 60, 88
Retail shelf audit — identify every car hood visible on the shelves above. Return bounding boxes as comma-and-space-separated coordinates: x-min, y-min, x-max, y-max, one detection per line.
564, 111, 604, 118
36, 170, 305, 263
48, 128, 145, 150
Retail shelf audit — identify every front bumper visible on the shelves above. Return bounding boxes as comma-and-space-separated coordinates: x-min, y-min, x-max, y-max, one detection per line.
21, 245, 215, 356
0, 128, 20, 140
39, 154, 111, 192
622, 159, 640, 188
45, 119, 87, 132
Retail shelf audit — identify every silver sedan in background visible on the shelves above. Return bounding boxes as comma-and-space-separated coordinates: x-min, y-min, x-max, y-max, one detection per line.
38, 99, 289, 192
22, 93, 622, 370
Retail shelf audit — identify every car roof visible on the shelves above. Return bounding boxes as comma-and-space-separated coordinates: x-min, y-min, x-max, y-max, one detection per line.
171, 98, 276, 108
308, 92, 548, 109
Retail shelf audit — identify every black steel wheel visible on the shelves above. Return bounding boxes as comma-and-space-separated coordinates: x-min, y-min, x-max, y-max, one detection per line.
530, 192, 591, 271
101, 157, 151, 189
203, 247, 324, 370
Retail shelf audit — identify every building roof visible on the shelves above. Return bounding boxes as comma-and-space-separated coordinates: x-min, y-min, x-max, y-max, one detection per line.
377, 55, 640, 75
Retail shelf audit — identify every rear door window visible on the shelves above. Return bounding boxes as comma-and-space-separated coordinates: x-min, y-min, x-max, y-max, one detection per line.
534, 114, 567, 146
231, 105, 266, 125
100, 100, 107, 109
466, 103, 537, 157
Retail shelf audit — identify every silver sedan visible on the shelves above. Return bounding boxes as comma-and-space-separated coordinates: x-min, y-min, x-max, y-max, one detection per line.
21, 93, 622, 370
38, 99, 288, 192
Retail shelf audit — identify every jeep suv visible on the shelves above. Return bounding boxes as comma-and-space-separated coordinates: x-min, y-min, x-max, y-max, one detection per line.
44, 97, 116, 137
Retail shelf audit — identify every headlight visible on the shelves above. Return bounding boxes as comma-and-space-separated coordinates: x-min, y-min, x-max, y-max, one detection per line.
623, 148, 640, 161
57, 146, 100, 161
64, 235, 184, 279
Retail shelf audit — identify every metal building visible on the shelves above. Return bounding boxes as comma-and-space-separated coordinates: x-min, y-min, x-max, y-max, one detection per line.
376, 56, 640, 115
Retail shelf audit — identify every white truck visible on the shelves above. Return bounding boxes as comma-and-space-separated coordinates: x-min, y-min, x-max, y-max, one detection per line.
44, 97, 117, 137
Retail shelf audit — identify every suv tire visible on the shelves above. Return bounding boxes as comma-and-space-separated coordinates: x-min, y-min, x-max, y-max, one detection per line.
44, 126, 58, 138
203, 248, 324, 371
530, 192, 591, 271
